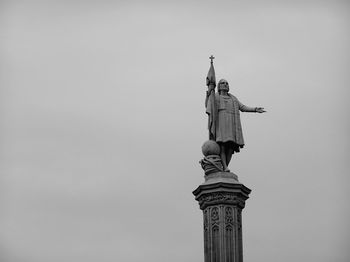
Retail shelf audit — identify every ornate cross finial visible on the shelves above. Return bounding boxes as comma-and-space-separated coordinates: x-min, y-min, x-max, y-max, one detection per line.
209, 55, 215, 64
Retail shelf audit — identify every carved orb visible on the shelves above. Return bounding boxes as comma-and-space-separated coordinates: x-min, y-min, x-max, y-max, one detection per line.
202, 140, 220, 156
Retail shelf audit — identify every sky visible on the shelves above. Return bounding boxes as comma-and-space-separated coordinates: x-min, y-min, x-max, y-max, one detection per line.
1, 0, 349, 261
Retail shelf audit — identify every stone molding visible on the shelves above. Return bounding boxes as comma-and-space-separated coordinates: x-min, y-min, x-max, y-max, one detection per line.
197, 192, 246, 210
193, 177, 251, 210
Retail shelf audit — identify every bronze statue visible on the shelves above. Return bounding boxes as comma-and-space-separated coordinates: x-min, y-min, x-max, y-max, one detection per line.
204, 56, 265, 172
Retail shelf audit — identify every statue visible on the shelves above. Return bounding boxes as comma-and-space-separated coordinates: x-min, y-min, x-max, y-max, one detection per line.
203, 56, 265, 172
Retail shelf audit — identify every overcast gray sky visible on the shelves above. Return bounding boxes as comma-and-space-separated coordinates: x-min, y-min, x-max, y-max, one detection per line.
1, 1, 349, 261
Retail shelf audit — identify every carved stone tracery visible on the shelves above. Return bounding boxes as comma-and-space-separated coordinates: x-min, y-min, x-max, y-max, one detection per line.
211, 207, 219, 224
225, 206, 233, 225
197, 192, 246, 209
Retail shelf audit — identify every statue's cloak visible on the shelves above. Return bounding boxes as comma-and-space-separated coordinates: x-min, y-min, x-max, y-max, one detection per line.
206, 93, 245, 152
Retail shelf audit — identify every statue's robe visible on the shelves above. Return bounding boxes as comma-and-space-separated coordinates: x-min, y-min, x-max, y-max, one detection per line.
206, 93, 255, 153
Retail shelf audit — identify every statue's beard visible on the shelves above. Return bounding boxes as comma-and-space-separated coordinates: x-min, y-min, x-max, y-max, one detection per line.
219, 87, 229, 92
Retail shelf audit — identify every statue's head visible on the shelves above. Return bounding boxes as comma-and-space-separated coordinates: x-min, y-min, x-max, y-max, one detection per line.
218, 79, 229, 92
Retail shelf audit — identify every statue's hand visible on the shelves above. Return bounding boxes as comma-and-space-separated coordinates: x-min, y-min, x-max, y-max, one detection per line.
256, 107, 266, 113
208, 86, 215, 94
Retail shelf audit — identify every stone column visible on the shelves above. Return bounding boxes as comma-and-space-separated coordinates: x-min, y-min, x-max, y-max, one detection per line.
193, 172, 251, 262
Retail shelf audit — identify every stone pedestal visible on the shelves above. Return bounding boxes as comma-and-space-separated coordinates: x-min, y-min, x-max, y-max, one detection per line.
193, 172, 251, 262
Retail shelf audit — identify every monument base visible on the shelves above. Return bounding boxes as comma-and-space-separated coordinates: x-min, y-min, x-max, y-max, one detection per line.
193, 172, 251, 262
203, 171, 239, 184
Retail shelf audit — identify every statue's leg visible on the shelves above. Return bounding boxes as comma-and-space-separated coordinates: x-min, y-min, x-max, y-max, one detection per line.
219, 143, 228, 171
226, 147, 234, 166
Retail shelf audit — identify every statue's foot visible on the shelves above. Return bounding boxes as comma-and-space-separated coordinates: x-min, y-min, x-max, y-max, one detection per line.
224, 167, 230, 172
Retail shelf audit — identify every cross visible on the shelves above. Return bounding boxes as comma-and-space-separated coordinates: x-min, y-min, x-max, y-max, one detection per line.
209, 55, 215, 64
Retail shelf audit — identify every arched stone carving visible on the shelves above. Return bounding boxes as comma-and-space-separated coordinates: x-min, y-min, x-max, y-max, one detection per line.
225, 206, 233, 225
212, 225, 220, 262
225, 225, 234, 262
211, 207, 219, 224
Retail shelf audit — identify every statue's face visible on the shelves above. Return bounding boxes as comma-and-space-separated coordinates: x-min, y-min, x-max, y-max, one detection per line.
218, 80, 229, 92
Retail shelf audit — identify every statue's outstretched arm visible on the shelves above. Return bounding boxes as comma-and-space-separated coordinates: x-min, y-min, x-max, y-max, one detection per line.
238, 100, 266, 113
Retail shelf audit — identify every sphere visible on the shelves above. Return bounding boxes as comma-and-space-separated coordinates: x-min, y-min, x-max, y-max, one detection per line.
201, 140, 220, 156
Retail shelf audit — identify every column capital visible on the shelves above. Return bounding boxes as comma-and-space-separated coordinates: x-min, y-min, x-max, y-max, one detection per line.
193, 172, 251, 210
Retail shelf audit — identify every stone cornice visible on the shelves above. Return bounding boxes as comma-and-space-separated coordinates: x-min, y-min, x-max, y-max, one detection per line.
193, 179, 251, 210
